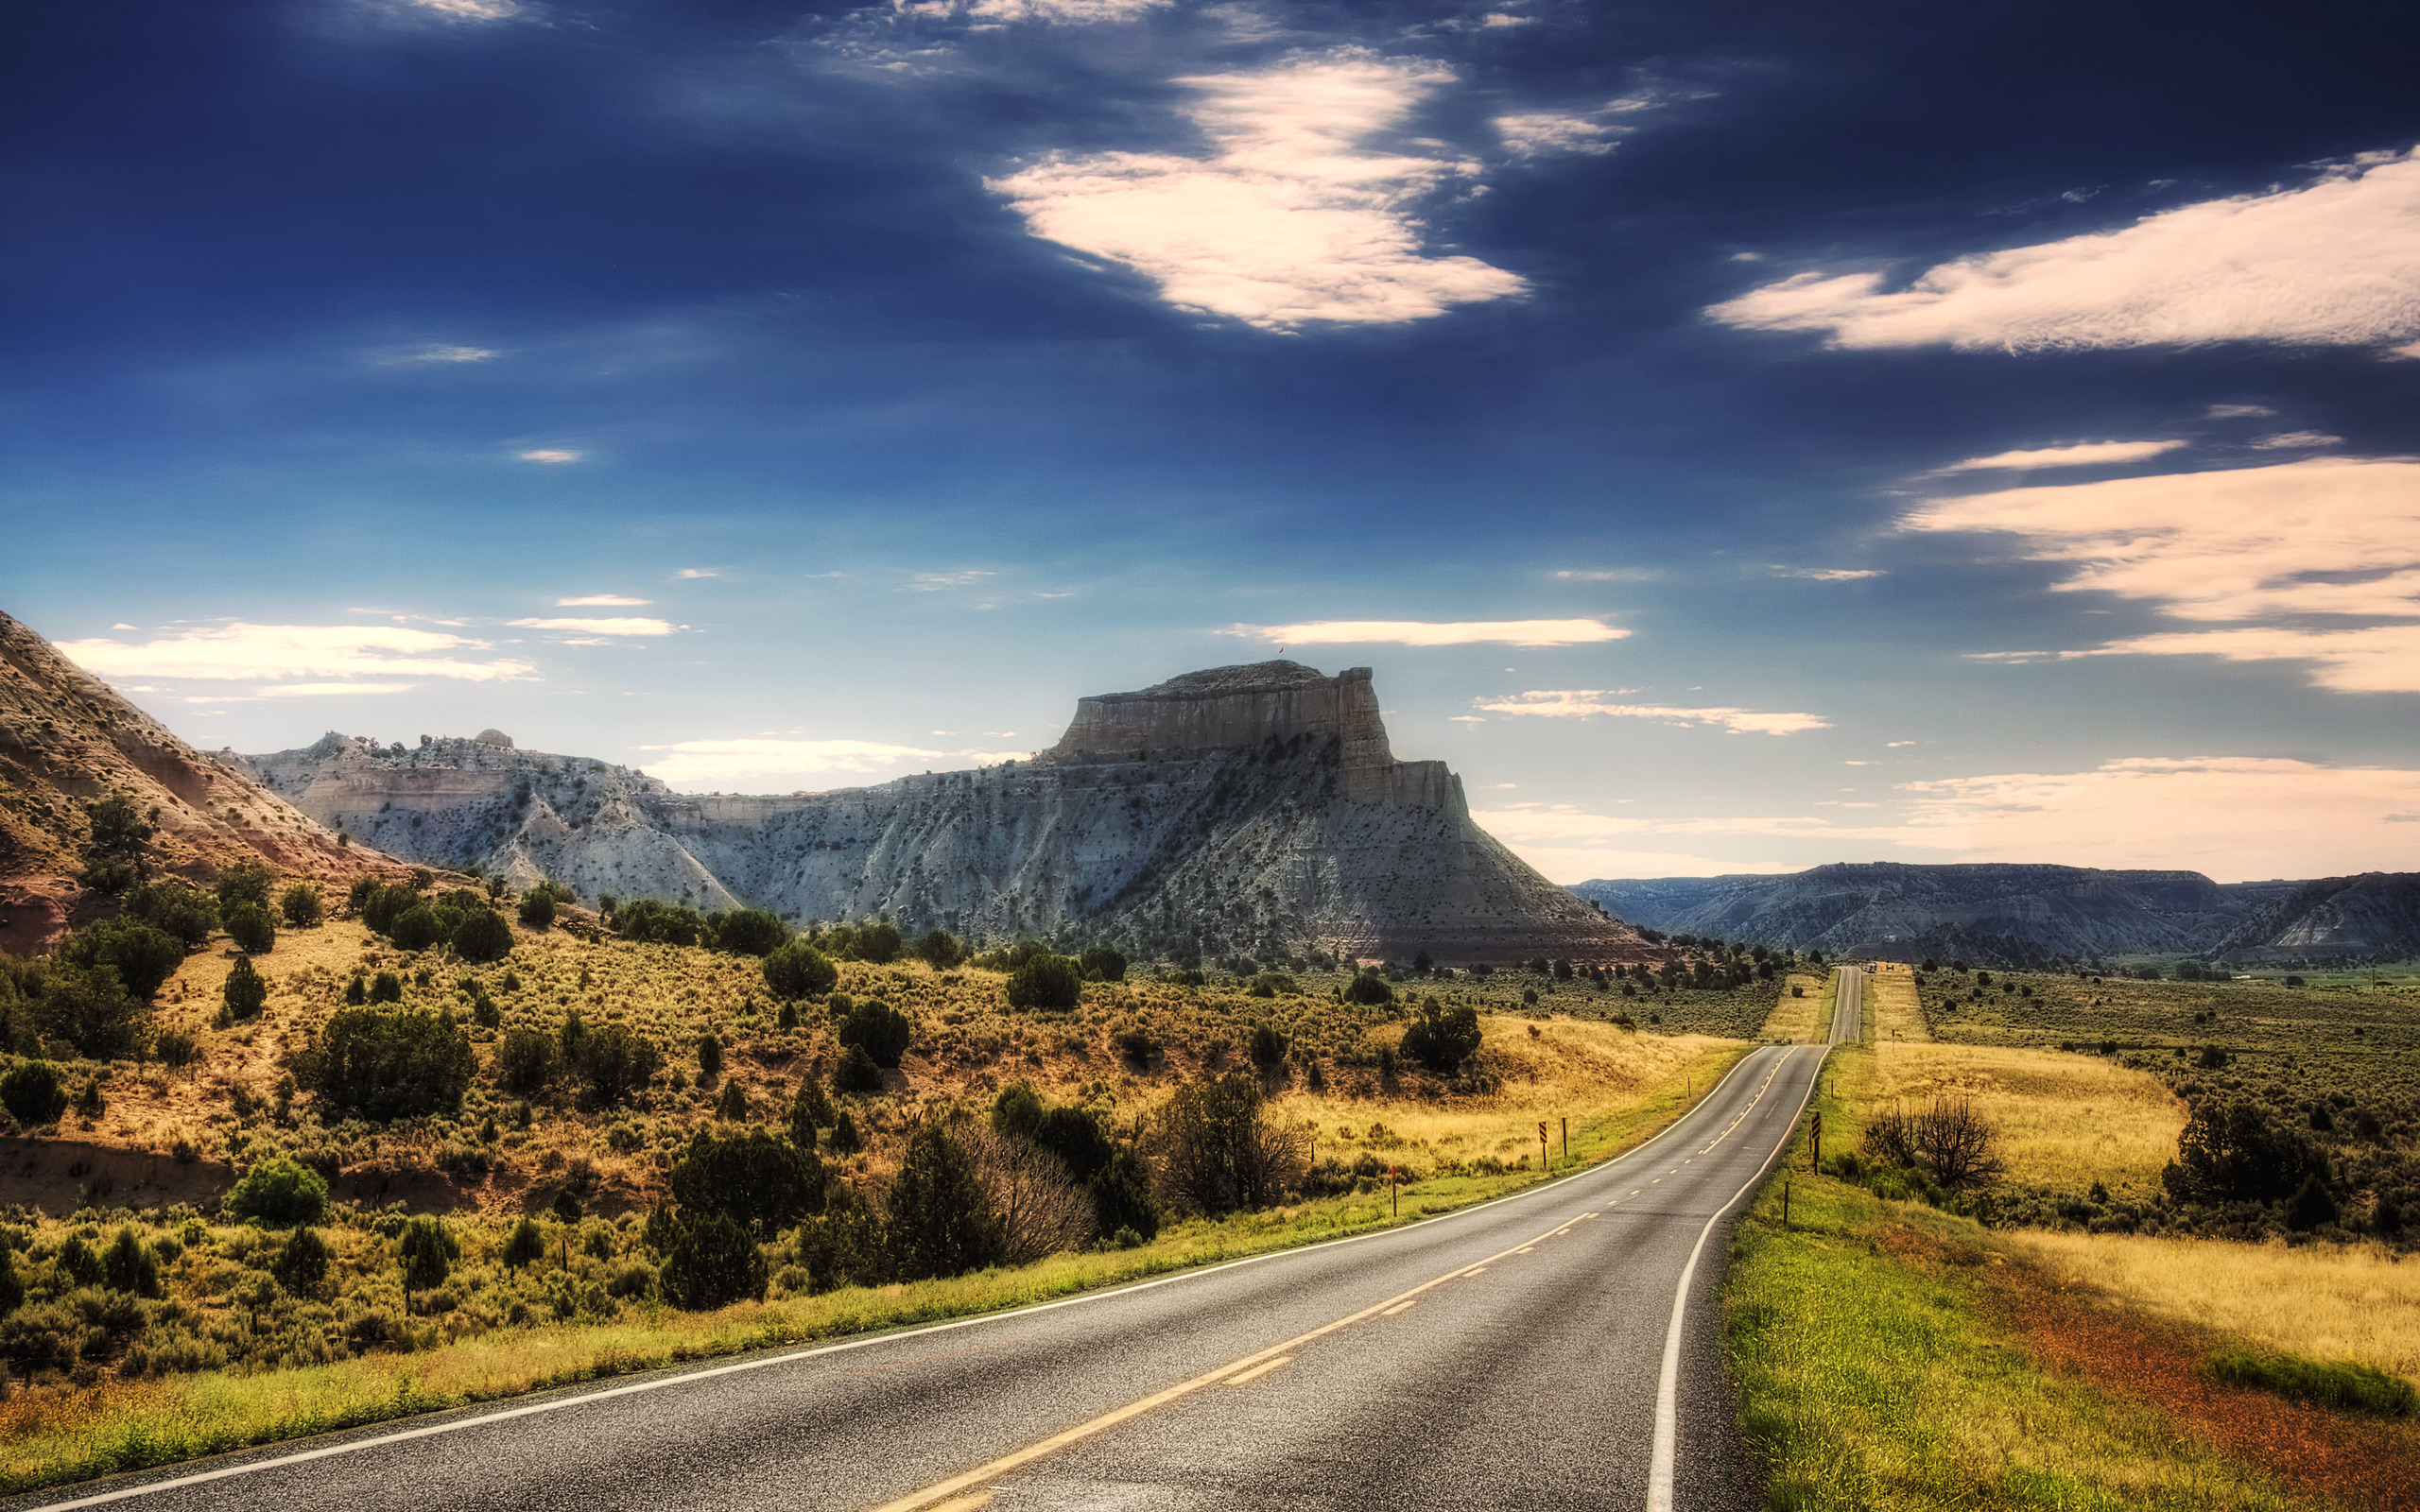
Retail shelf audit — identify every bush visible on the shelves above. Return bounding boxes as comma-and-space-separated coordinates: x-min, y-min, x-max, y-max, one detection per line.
615, 898, 702, 947
697, 1034, 723, 1079
911, 929, 968, 970
155, 1030, 199, 1067
569, 1024, 661, 1108
224, 1158, 328, 1225
2163, 1100, 2326, 1204
398, 1217, 459, 1292
837, 999, 913, 1068
1087, 1147, 1163, 1241
494, 1027, 557, 1093
501, 1217, 544, 1269
122, 880, 216, 949
826, 920, 903, 965
2210, 1349, 2415, 1417
302, 1008, 475, 1121
1153, 1073, 1306, 1216
662, 1212, 767, 1310
0, 1060, 69, 1126
449, 907, 514, 964
1006, 955, 1083, 1012
100, 1227, 162, 1297
1400, 1003, 1481, 1073
671, 1128, 823, 1236
762, 941, 838, 1001
215, 859, 274, 913
1862, 1097, 2005, 1189
279, 883, 324, 928
57, 919, 185, 1001
1113, 1025, 1158, 1071
222, 954, 268, 1020
222, 902, 275, 956
964, 1124, 1094, 1263
517, 886, 559, 931
886, 1123, 1005, 1280
2286, 1174, 2342, 1231
1078, 944, 1128, 982
388, 904, 444, 953
1342, 971, 1395, 1006
274, 1227, 331, 1295
834, 1044, 885, 1094
709, 908, 789, 957
1248, 1022, 1288, 1067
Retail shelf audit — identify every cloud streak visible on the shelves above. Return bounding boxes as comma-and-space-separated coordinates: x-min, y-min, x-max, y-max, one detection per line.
1710, 146, 2420, 352
1936, 439, 2187, 472
637, 737, 1028, 789
1475, 690, 1830, 734
57, 624, 536, 683
506, 617, 681, 636
1228, 618, 1627, 647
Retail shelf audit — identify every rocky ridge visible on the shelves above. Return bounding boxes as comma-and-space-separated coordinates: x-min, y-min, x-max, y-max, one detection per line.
234, 662, 1648, 966
0, 610, 405, 953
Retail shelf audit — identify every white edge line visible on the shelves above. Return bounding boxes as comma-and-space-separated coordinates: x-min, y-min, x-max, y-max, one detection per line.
28, 1048, 1787, 1511
1645, 1044, 1825, 1512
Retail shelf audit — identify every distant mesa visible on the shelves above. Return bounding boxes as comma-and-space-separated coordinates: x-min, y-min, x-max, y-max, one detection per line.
475, 729, 514, 748
233, 660, 1648, 965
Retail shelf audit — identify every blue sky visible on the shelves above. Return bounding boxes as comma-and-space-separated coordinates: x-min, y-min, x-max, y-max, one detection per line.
6, 0, 2418, 884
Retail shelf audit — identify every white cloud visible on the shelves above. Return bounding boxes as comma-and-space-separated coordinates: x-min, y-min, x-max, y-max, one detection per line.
517, 449, 582, 463
2207, 404, 2276, 418
1479, 11, 1535, 26
1907, 455, 2420, 627
506, 617, 680, 636
1709, 146, 2420, 352
1771, 566, 1885, 581
556, 594, 651, 607
57, 624, 535, 683
906, 570, 995, 591
1554, 568, 1657, 582
379, 343, 498, 365
1935, 439, 2187, 472
403, 0, 522, 19
987, 52, 1526, 331
1495, 109, 1625, 159
248, 681, 419, 698
1227, 618, 1627, 647
895, 0, 1164, 22
1475, 690, 1829, 735
2252, 430, 2344, 449
2004, 624, 2420, 694
638, 737, 1027, 790
676, 568, 719, 579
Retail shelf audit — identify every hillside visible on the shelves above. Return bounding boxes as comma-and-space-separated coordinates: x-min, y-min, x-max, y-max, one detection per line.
1569, 862, 2320, 968
233, 662, 1648, 967
0, 610, 402, 953
2209, 871, 2420, 967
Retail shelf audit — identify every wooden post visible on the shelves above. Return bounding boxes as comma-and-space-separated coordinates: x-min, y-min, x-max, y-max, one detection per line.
1784, 1180, 1791, 1228
1539, 1121, 1548, 1172
1391, 1164, 1399, 1217
1561, 1115, 1568, 1164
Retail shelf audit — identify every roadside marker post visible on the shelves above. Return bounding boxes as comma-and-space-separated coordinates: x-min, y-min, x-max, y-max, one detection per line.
1561, 1115, 1568, 1165
1390, 1164, 1399, 1217
1783, 1180, 1790, 1229
1810, 1109, 1823, 1172
1538, 1121, 1548, 1172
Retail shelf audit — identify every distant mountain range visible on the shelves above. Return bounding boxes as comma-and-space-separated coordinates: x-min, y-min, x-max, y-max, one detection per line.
1569, 863, 2420, 969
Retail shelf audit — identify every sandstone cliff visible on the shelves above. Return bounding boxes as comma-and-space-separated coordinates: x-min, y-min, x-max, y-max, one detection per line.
2208, 872, 2420, 967
233, 662, 1648, 966
0, 610, 405, 953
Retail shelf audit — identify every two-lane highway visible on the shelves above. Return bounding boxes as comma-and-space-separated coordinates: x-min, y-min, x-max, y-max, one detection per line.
21, 1011, 1841, 1512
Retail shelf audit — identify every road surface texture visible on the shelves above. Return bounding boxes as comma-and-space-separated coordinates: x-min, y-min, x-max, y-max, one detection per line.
19, 988, 1850, 1512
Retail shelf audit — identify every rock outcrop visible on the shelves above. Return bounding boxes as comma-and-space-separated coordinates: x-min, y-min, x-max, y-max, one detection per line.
233, 662, 1648, 966
1570, 863, 2312, 968
0, 610, 406, 954
2208, 872, 2420, 967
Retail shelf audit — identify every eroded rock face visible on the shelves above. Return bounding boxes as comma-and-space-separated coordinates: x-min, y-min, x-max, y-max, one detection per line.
235, 661, 1647, 965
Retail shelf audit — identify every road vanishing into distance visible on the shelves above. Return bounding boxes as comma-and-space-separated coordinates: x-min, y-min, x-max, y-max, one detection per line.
21, 977, 1857, 1512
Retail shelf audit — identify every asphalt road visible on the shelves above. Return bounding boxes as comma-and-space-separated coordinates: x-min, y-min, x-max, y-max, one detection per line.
22, 1027, 1835, 1512
1831, 965, 1863, 1044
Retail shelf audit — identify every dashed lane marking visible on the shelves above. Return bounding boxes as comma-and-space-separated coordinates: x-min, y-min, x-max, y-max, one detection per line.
1224, 1356, 1294, 1386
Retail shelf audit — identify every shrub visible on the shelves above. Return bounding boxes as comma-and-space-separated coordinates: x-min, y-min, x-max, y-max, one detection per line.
279, 883, 324, 928
992, 1083, 1045, 1143
1863, 1097, 2006, 1189
369, 971, 404, 1004
709, 908, 789, 957
1086, 1147, 1163, 1241
662, 1212, 767, 1310
389, 904, 446, 953
302, 1008, 475, 1121
832, 920, 904, 965
1078, 944, 1128, 983
215, 859, 274, 913
155, 1030, 199, 1068
273, 1227, 331, 1295
671, 1128, 823, 1236
1153, 1073, 1307, 1216
501, 1217, 544, 1269
2286, 1174, 2342, 1231
122, 880, 217, 949
2164, 1100, 2325, 1204
1113, 1025, 1158, 1071
1342, 971, 1394, 1006
569, 1023, 661, 1108
0, 1060, 69, 1126
787, 1078, 833, 1148
2210, 1349, 2415, 1417
837, 999, 913, 1068
697, 1034, 723, 1079
762, 941, 838, 1001
715, 1080, 749, 1122
615, 898, 703, 947
494, 1027, 557, 1093
964, 1124, 1093, 1263
517, 887, 558, 931
831, 1108, 863, 1153
1247, 1022, 1288, 1067
1006, 955, 1083, 1012
1400, 1004, 1482, 1073
886, 1122, 1005, 1280
911, 929, 968, 970
398, 1217, 459, 1292
224, 1158, 328, 1225
57, 919, 184, 1001
834, 1044, 885, 1093
100, 1227, 162, 1297
222, 954, 268, 1020
449, 907, 514, 964
222, 902, 275, 956
0, 1246, 21, 1316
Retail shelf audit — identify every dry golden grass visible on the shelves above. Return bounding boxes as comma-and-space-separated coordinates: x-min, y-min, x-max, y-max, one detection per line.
1860, 965, 1931, 1043
2009, 1228, 2420, 1386
1857, 1040, 2186, 1191
1756, 973, 1825, 1041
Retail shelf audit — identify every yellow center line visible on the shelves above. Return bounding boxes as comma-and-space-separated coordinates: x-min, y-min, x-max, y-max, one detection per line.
1515, 1246, 1536, 1253
928, 1497, 996, 1512
1380, 1299, 1417, 1316
1224, 1355, 1294, 1386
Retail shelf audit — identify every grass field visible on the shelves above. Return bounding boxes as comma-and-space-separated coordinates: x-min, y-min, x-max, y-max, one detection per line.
1758, 973, 1825, 1042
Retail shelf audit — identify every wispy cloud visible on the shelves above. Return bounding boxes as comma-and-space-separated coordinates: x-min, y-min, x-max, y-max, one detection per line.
517, 448, 582, 464
1476, 690, 1829, 734
1709, 146, 2420, 352
398, 0, 523, 20
1982, 625, 2420, 695
1935, 439, 2187, 472
637, 737, 1028, 790
906, 570, 996, 592
556, 594, 651, 607
676, 568, 719, 579
2252, 430, 2344, 450
506, 616, 680, 636
2208, 404, 2277, 418
1771, 566, 1884, 581
1553, 568, 1657, 583
57, 623, 535, 683
378, 342, 498, 365
987, 51, 1526, 331
1226, 618, 1627, 647
898, 0, 1166, 20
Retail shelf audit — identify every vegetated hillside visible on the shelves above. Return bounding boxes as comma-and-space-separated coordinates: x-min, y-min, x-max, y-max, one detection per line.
233, 662, 1649, 967
1570, 863, 2310, 969
2208, 872, 2420, 967
0, 610, 404, 954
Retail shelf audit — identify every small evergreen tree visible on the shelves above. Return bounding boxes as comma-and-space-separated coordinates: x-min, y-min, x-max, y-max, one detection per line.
837, 999, 913, 1068
885, 1123, 1004, 1280
280, 883, 324, 928
449, 907, 514, 964
834, 1044, 885, 1093
661, 1212, 766, 1309
101, 1226, 163, 1297
274, 1226, 331, 1295
697, 1034, 723, 1080
501, 1216, 545, 1269
222, 902, 275, 955
398, 1216, 459, 1292
223, 954, 268, 1020
762, 940, 838, 1001
0, 1059, 70, 1127
224, 1157, 328, 1225
1006, 955, 1083, 1012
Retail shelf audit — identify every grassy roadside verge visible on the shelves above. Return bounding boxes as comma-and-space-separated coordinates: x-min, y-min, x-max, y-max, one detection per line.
1724, 1047, 2415, 1510
2, 1044, 1748, 1495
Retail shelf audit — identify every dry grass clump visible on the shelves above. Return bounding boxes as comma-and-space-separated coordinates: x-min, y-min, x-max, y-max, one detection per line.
1861, 1041, 2185, 1191
1859, 965, 1930, 1043
2008, 1228, 2420, 1386
1755, 973, 1825, 1041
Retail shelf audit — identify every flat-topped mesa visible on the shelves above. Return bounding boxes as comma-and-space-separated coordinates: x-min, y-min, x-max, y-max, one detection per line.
1046, 661, 1463, 813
